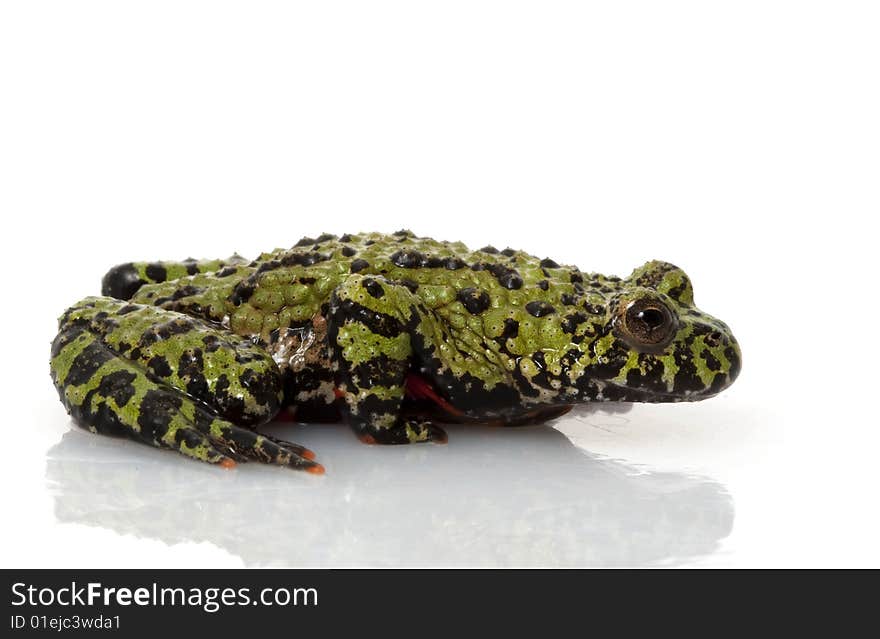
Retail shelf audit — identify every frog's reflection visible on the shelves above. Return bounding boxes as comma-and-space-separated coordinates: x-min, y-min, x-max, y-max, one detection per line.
46, 417, 734, 567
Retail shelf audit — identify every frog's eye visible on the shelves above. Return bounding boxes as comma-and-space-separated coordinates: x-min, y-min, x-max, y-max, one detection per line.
620, 298, 678, 351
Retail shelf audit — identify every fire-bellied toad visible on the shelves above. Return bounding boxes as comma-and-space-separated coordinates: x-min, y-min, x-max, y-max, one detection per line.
50, 231, 741, 473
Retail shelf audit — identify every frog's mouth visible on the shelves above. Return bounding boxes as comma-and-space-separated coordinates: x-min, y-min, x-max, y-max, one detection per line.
598, 380, 718, 404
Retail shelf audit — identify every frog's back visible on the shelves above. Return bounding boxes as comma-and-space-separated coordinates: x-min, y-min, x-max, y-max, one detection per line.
123, 230, 586, 342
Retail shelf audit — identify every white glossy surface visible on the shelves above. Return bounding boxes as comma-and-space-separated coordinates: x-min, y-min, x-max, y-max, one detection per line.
45, 410, 734, 567
1, 1, 878, 568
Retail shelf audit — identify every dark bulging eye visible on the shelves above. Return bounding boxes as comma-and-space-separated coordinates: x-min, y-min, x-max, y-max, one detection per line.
621, 298, 677, 351
637, 307, 666, 330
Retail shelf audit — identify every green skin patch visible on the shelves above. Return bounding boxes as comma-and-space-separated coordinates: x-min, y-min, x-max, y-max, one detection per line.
50, 231, 741, 472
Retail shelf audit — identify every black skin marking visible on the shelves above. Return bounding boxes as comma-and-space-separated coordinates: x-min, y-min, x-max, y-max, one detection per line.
294, 237, 315, 247
526, 301, 556, 317
705, 331, 723, 348
457, 287, 491, 314
479, 246, 499, 254
540, 258, 560, 268
703, 351, 721, 372
425, 256, 467, 270
256, 260, 281, 274
560, 293, 577, 306
137, 319, 200, 348
398, 279, 419, 293
341, 246, 357, 257
672, 349, 705, 394
362, 278, 385, 299
63, 339, 115, 387
280, 252, 329, 267
561, 311, 588, 334
525, 352, 559, 392
211, 374, 248, 424
283, 364, 329, 393
630, 354, 667, 393
330, 297, 405, 339
238, 368, 281, 412
154, 285, 205, 306
501, 248, 516, 257
136, 390, 182, 443
101, 263, 146, 300
350, 354, 405, 389
667, 282, 687, 300
339, 234, 353, 242
570, 272, 584, 284
178, 349, 208, 397
532, 350, 547, 369
350, 258, 370, 273
587, 340, 632, 381
390, 249, 426, 269
485, 263, 523, 290
501, 318, 519, 339
230, 281, 255, 306
145, 263, 167, 282
96, 369, 138, 408
202, 335, 221, 352
537, 280, 549, 291
147, 355, 173, 378
583, 301, 604, 315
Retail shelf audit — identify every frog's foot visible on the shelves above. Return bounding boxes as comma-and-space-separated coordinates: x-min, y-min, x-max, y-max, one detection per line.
51, 297, 323, 473
355, 418, 448, 445
207, 423, 324, 473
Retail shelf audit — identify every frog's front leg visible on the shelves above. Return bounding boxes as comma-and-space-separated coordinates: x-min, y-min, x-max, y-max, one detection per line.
328, 275, 448, 445
50, 297, 323, 473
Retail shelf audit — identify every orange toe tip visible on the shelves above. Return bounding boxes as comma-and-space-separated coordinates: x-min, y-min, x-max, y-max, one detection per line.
306, 463, 326, 475
301, 449, 317, 460
219, 458, 237, 469
359, 434, 377, 445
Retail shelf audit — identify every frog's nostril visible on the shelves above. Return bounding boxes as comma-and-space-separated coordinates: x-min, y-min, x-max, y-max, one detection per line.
706, 330, 723, 347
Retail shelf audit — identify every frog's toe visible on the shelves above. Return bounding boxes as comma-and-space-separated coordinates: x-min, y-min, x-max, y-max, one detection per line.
259, 432, 318, 461
172, 426, 242, 468
211, 424, 324, 474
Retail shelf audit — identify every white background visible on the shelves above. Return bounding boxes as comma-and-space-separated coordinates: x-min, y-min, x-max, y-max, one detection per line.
1, 1, 877, 567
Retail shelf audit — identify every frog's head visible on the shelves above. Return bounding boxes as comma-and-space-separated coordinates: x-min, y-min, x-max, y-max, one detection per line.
583, 261, 741, 403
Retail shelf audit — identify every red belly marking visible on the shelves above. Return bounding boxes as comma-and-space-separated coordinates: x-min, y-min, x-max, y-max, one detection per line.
404, 372, 465, 417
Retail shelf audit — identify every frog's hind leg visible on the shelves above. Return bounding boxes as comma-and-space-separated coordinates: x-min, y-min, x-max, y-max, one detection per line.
327, 275, 448, 445
50, 297, 323, 473
101, 256, 247, 300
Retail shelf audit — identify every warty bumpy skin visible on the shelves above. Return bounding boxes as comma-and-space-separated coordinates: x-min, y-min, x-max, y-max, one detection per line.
50, 230, 741, 473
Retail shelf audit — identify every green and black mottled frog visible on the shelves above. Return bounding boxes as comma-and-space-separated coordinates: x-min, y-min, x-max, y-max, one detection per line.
50, 231, 741, 473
